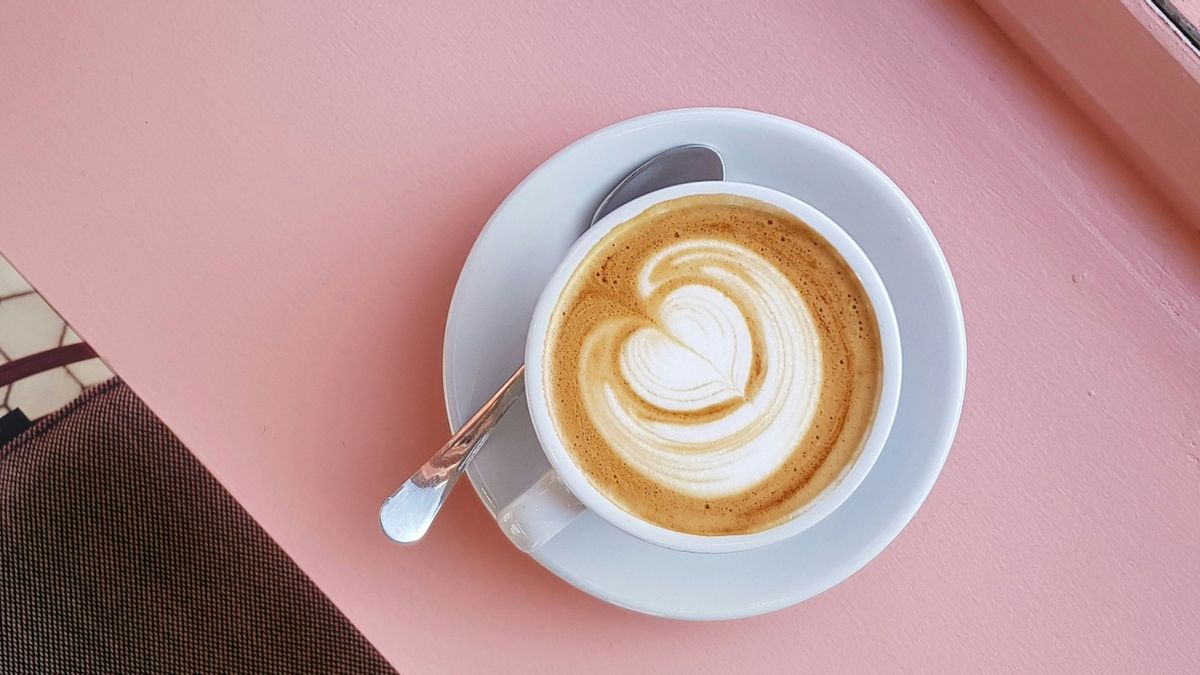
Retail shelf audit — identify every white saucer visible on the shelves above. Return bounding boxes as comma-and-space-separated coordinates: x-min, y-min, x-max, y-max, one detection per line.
444, 108, 966, 620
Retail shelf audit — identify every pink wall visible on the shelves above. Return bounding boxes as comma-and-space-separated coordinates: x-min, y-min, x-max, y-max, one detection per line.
1, 1, 1199, 672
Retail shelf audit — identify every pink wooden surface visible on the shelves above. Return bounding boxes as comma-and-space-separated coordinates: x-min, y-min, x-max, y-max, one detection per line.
978, 0, 1200, 227
2, 1, 1199, 672
1174, 0, 1200, 25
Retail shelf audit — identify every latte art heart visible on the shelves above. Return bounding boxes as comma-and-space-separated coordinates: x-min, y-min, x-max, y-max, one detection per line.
545, 195, 883, 535
582, 240, 823, 498
619, 285, 750, 412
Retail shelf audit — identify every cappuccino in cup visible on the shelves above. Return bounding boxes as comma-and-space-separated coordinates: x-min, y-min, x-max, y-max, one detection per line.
541, 194, 883, 536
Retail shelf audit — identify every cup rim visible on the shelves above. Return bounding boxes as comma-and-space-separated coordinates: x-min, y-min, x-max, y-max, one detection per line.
524, 181, 902, 554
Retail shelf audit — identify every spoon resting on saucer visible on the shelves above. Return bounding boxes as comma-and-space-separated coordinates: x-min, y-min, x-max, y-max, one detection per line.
380, 144, 724, 544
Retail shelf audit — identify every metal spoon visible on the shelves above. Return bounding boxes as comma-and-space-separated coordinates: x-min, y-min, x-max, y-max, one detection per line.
380, 145, 725, 544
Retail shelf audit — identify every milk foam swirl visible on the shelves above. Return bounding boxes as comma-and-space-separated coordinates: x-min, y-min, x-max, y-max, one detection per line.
579, 239, 823, 499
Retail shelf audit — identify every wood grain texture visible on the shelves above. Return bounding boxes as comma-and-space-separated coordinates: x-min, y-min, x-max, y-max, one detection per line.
1156, 0, 1200, 47
978, 0, 1200, 227
1, 1, 1198, 672
1170, 0, 1200, 27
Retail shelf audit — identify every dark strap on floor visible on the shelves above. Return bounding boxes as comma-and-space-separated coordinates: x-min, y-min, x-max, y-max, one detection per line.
0, 379, 393, 674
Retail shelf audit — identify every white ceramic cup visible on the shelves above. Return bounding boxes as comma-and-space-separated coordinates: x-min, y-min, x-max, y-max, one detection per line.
499, 181, 902, 554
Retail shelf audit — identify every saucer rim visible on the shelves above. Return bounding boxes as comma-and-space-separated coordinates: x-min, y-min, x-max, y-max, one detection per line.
445, 106, 967, 620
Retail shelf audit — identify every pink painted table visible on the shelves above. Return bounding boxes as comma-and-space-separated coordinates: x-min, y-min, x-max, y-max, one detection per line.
2, 1, 1198, 672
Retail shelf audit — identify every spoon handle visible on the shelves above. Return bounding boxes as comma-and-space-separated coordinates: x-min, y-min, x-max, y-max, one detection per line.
379, 366, 526, 543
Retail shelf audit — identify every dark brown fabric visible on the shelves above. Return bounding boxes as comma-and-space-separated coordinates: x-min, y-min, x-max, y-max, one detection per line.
0, 379, 394, 674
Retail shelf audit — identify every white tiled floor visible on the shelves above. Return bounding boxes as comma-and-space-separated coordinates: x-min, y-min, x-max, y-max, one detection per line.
0, 253, 112, 419
0, 293, 65, 360
0, 257, 32, 297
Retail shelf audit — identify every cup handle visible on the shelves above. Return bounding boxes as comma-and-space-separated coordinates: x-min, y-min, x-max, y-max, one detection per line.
497, 470, 587, 552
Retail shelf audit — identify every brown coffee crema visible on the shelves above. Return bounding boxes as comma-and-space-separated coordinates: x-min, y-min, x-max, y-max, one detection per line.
545, 194, 883, 535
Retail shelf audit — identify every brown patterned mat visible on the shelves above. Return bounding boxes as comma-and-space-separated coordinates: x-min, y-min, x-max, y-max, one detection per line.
0, 379, 394, 674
